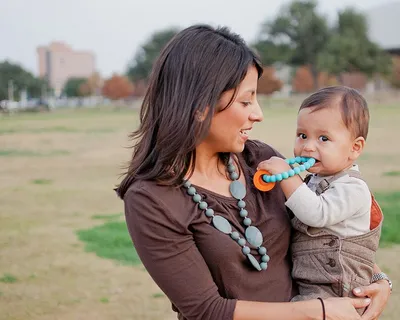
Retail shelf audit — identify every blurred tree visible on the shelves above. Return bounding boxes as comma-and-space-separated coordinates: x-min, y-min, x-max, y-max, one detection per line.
252, 41, 292, 66
78, 82, 91, 97
318, 8, 392, 82
0, 61, 49, 100
256, 0, 330, 89
292, 66, 338, 93
131, 79, 148, 97
389, 56, 400, 88
102, 74, 134, 100
79, 72, 103, 96
63, 77, 87, 97
126, 27, 180, 82
257, 67, 283, 95
292, 66, 314, 93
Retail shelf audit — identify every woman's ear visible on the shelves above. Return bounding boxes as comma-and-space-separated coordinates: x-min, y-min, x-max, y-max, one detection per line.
350, 136, 365, 161
195, 107, 210, 122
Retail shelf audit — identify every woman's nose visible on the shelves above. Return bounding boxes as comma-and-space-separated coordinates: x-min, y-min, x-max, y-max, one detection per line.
250, 100, 263, 122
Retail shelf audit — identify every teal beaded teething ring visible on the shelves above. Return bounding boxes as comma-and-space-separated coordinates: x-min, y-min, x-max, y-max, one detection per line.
253, 157, 316, 191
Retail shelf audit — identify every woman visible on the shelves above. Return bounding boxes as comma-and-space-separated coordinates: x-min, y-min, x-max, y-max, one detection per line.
117, 25, 390, 320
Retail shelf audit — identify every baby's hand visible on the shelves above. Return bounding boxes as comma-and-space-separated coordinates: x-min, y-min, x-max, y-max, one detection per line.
257, 156, 291, 175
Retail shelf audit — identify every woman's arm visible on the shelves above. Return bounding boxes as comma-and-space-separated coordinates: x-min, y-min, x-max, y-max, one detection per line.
234, 298, 370, 320
125, 187, 236, 320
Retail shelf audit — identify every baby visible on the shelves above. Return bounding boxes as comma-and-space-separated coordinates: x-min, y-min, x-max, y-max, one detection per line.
258, 86, 387, 310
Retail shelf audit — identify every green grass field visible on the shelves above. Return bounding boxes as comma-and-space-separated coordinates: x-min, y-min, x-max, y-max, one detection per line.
0, 100, 399, 319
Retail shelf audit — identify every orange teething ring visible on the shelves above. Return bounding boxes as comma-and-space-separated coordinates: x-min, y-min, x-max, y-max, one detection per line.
253, 169, 276, 192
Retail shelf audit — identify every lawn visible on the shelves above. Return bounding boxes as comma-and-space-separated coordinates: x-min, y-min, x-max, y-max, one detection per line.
0, 99, 399, 319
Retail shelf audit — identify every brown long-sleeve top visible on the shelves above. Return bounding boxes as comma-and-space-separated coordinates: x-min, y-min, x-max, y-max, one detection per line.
123, 140, 296, 320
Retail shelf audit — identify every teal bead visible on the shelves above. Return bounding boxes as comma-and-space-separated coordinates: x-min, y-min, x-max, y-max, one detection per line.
285, 159, 290, 164
260, 262, 268, 270
227, 164, 236, 173
193, 194, 201, 202
262, 254, 270, 262
302, 157, 308, 163
295, 156, 302, 163
245, 226, 263, 248
230, 172, 239, 180
231, 231, 240, 240
205, 208, 214, 217
262, 175, 270, 183
304, 163, 311, 170
309, 158, 316, 165
230, 180, 246, 200
299, 165, 306, 171
187, 187, 196, 195
288, 158, 295, 165
294, 167, 301, 174
183, 181, 191, 188
288, 169, 295, 177
243, 218, 252, 226
238, 238, 246, 246
247, 253, 262, 271
282, 172, 289, 179
270, 175, 276, 183
276, 173, 283, 181
199, 201, 208, 210
240, 209, 248, 217
258, 246, 267, 255
212, 215, 232, 234
238, 200, 246, 208
242, 246, 251, 255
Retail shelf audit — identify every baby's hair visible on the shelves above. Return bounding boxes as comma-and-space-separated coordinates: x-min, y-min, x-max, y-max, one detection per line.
299, 86, 369, 139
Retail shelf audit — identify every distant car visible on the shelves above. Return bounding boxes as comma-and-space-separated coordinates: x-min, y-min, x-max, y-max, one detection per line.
20, 99, 51, 112
0, 100, 7, 113
0, 100, 19, 113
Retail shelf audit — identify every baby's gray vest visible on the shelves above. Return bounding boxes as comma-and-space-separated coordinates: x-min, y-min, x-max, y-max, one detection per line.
291, 170, 383, 302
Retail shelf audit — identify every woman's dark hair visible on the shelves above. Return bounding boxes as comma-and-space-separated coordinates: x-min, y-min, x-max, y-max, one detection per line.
117, 24, 263, 198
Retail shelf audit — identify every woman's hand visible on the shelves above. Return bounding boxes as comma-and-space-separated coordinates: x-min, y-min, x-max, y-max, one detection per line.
352, 280, 391, 320
324, 297, 371, 320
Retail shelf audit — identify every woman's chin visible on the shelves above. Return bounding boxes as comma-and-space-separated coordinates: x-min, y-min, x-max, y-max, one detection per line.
231, 140, 246, 153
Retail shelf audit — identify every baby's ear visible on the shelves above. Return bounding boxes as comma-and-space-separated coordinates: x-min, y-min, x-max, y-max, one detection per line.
350, 136, 365, 160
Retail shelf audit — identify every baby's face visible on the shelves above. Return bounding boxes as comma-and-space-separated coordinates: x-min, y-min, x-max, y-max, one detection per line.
294, 105, 357, 176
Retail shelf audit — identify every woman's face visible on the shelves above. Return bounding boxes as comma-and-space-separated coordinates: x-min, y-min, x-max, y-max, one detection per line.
200, 65, 263, 154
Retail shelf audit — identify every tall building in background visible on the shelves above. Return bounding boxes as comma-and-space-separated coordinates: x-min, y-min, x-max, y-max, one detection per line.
37, 42, 96, 96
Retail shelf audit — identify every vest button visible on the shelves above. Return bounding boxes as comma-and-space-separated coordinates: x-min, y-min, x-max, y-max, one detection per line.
328, 258, 336, 267
328, 239, 336, 247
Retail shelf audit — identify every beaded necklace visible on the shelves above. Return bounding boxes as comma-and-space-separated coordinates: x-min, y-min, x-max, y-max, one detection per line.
183, 156, 315, 271
183, 158, 270, 271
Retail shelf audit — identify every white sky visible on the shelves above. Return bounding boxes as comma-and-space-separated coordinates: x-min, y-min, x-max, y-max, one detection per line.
0, 0, 393, 77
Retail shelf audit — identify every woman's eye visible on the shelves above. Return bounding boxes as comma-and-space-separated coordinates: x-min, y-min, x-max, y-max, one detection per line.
319, 135, 329, 142
242, 101, 251, 107
298, 133, 307, 139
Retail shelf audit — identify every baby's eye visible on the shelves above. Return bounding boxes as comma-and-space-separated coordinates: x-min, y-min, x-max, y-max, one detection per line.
319, 135, 329, 142
298, 133, 307, 139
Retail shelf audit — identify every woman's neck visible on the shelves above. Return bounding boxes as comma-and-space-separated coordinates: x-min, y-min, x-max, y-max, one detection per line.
191, 148, 225, 181
188, 146, 246, 197
188, 151, 233, 196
